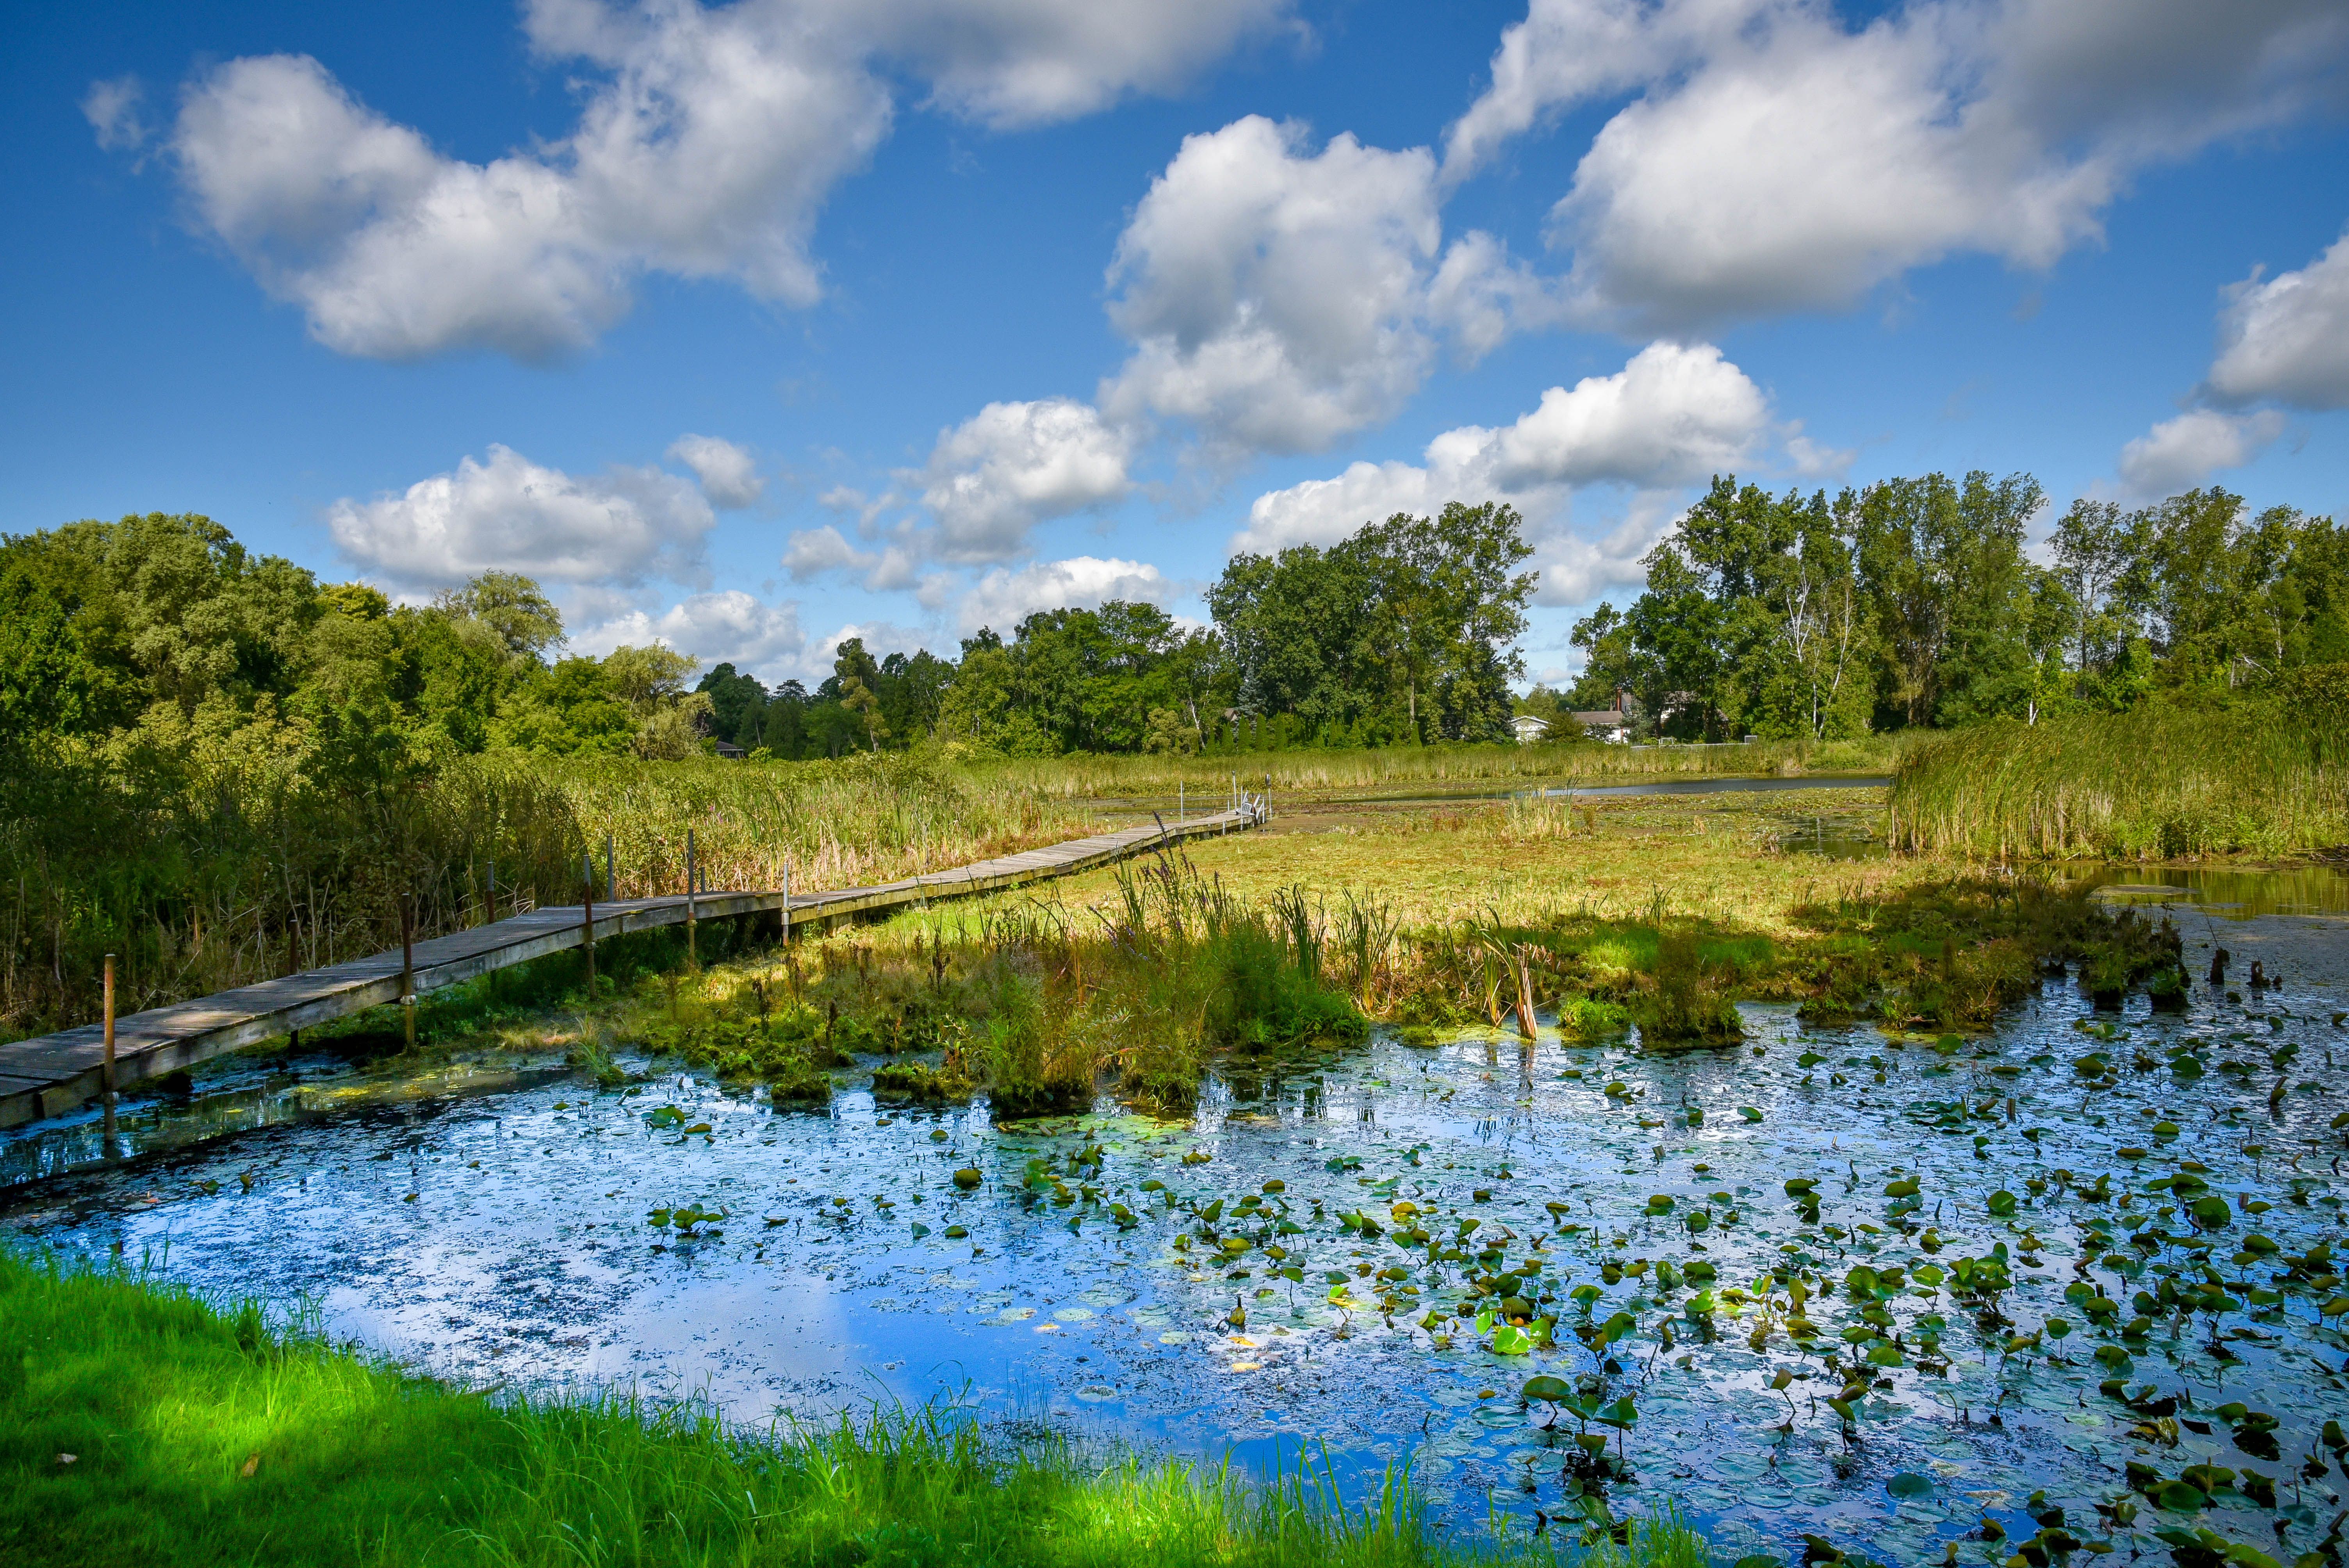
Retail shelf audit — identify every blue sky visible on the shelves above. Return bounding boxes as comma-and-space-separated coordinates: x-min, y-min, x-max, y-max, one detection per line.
9, 0, 2348, 686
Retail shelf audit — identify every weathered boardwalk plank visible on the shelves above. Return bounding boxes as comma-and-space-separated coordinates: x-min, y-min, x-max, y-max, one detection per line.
0, 805, 1260, 1129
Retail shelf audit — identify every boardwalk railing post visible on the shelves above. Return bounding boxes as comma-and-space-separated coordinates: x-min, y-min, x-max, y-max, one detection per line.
685, 827, 698, 970
102, 952, 117, 1160
583, 852, 598, 998
401, 895, 417, 1051
782, 858, 791, 946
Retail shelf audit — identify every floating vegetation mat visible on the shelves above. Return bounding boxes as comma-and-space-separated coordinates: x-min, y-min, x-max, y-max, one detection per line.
7, 907, 2349, 1567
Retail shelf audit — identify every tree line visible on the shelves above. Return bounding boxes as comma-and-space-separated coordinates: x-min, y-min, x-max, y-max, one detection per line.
1543, 475, 2347, 741
6, 483, 2342, 775
692, 502, 1536, 757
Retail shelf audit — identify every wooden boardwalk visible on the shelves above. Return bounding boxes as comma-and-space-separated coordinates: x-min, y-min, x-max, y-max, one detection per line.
0, 805, 1262, 1130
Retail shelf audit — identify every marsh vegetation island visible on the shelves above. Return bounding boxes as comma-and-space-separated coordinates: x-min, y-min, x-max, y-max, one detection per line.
5, 481, 2349, 1568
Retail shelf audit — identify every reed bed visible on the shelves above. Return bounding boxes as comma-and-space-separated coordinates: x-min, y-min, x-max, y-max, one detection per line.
977, 734, 1911, 799
547, 750, 1077, 900
0, 750, 1082, 1044
1887, 695, 2349, 860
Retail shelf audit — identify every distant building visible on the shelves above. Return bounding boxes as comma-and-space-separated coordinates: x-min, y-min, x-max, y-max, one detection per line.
1510, 714, 1552, 743
1571, 710, 1634, 743
711, 739, 747, 759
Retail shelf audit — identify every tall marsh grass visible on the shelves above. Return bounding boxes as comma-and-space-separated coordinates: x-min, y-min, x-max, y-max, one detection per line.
549, 750, 1074, 899
0, 748, 1078, 1043
1888, 685, 2349, 859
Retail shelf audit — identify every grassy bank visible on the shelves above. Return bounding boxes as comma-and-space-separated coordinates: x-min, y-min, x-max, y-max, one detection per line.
1887, 676, 2349, 859
976, 736, 1912, 800
0, 1251, 1705, 1568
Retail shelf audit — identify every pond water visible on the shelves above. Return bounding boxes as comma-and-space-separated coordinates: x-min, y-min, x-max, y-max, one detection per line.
1519, 775, 1891, 800
1099, 773, 1893, 821
7, 877, 2348, 1566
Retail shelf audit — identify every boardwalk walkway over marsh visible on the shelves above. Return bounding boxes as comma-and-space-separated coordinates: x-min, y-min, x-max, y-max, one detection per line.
0, 805, 1263, 1130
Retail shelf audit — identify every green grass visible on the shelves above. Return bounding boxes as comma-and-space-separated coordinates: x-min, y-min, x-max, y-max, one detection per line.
1887, 684, 2349, 859
0, 1251, 1710, 1568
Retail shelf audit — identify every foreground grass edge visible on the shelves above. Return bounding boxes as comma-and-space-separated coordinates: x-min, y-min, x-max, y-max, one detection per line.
0, 1250, 1712, 1568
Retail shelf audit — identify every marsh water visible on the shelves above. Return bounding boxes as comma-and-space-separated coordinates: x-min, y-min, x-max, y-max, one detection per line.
7, 869, 2349, 1566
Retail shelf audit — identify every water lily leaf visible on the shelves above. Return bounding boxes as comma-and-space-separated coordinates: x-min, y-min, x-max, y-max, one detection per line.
1739, 1106, 1764, 1123
952, 1167, 982, 1189
1887, 1472, 1933, 1499
2153, 1480, 2208, 1512
1987, 1189, 2018, 1215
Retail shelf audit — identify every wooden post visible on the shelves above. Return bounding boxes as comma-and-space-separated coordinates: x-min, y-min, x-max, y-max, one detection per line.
583, 853, 597, 998
685, 827, 698, 970
401, 896, 416, 1051
102, 953, 117, 1159
781, 857, 791, 946
485, 860, 499, 1004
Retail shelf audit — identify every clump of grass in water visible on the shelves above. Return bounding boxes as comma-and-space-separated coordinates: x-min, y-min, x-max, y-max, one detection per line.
1631, 927, 1744, 1046
5, 1250, 1719, 1568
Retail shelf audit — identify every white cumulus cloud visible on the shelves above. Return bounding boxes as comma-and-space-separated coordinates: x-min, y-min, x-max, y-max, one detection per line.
667, 433, 765, 508
2115, 408, 2288, 497
914, 397, 1130, 561
2206, 225, 2349, 410
1443, 0, 2349, 332
326, 443, 716, 590
570, 589, 806, 677
81, 75, 147, 152
145, 1, 1291, 360
1099, 116, 1450, 454
1235, 341, 1771, 552
959, 556, 1176, 633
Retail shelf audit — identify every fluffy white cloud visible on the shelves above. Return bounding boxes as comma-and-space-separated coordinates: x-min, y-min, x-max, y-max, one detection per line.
2206, 226, 2349, 410
958, 555, 1175, 632
914, 397, 1130, 560
864, 0, 1296, 128
173, 54, 647, 360
2115, 408, 2287, 497
570, 590, 806, 676
81, 75, 146, 152
779, 525, 922, 591
1099, 116, 1451, 454
667, 433, 765, 508
326, 443, 716, 589
1468, 340, 1768, 490
1444, 0, 2349, 331
149, 1, 1290, 360
1235, 342, 1770, 551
